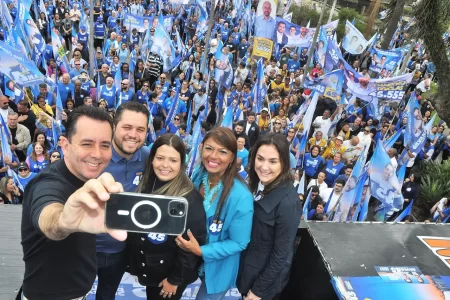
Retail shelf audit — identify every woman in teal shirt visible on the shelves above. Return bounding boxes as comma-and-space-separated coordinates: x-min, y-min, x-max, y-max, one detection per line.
176, 127, 254, 299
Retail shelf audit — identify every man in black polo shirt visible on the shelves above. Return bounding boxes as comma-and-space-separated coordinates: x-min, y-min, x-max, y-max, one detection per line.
21, 106, 127, 300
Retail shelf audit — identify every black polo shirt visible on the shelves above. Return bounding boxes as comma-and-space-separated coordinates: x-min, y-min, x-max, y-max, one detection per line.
21, 159, 96, 300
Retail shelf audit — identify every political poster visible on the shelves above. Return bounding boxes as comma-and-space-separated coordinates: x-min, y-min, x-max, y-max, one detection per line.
0, 40, 45, 87
17, 0, 46, 65
252, 37, 273, 59
303, 69, 344, 101
345, 71, 412, 101
151, 16, 176, 72
123, 13, 173, 33
273, 17, 314, 48
333, 276, 445, 300
375, 266, 430, 284
88, 275, 240, 299
322, 20, 339, 37
254, 0, 278, 39
369, 48, 403, 75
369, 142, 401, 210
315, 26, 328, 68
214, 42, 234, 88
342, 20, 369, 55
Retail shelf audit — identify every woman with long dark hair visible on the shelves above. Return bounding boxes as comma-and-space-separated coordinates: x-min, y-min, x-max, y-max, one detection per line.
237, 133, 302, 300
127, 134, 206, 299
176, 128, 254, 299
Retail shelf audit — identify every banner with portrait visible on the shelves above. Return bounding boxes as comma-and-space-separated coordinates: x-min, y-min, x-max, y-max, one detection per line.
17, 0, 46, 65
252, 37, 273, 59
214, 42, 234, 89
369, 48, 403, 75
342, 20, 369, 55
254, 0, 278, 39
273, 17, 314, 48
123, 13, 173, 33
345, 72, 413, 101
303, 69, 344, 101
151, 17, 176, 72
369, 143, 401, 210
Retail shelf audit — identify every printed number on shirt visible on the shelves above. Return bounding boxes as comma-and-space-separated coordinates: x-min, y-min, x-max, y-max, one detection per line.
147, 233, 167, 244
133, 173, 143, 185
208, 216, 224, 235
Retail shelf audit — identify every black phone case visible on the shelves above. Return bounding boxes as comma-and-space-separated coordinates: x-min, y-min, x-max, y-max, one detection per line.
105, 193, 188, 235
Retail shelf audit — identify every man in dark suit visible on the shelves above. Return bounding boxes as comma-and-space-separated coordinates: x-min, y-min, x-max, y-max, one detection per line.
244, 112, 260, 149
274, 21, 288, 45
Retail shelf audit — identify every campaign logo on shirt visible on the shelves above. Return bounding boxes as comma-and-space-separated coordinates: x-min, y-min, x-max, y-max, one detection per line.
208, 216, 224, 236
133, 172, 143, 186
147, 233, 168, 244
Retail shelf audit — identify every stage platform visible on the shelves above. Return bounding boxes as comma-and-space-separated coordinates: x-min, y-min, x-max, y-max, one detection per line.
285, 222, 450, 300
4, 204, 450, 300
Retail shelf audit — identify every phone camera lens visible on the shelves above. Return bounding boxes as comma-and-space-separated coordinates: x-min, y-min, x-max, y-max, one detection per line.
177, 203, 185, 209
170, 208, 177, 215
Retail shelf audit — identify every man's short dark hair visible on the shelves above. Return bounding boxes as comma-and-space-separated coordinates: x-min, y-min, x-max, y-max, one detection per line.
345, 164, 353, 170
335, 179, 345, 186
247, 112, 256, 117
178, 124, 187, 131
66, 106, 113, 142
114, 101, 150, 127
36, 95, 45, 101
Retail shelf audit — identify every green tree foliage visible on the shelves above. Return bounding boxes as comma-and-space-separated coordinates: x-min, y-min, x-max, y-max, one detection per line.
415, 161, 450, 221
335, 8, 368, 41
289, 4, 321, 27
288, 5, 367, 41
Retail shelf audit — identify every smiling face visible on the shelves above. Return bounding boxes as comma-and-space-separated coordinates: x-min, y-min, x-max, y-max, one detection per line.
263, 1, 271, 17
113, 110, 148, 159
254, 144, 282, 185
201, 138, 234, 177
152, 144, 181, 182
34, 143, 44, 155
61, 116, 113, 182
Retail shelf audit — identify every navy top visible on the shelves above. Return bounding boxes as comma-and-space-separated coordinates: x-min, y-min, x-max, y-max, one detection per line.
96, 145, 150, 253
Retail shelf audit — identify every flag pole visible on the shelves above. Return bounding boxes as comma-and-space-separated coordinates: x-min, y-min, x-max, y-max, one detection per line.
88, 0, 95, 78
200, 0, 216, 74
301, 0, 329, 86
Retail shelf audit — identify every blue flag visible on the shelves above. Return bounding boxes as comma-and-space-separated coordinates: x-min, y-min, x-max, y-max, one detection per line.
394, 200, 413, 222
255, 59, 267, 113
297, 171, 305, 195
302, 189, 312, 220
221, 103, 233, 129
186, 114, 204, 176
186, 104, 193, 134
165, 92, 180, 126
295, 131, 308, 167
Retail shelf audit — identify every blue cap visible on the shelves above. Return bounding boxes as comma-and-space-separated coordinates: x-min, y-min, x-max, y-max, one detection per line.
80, 25, 86, 31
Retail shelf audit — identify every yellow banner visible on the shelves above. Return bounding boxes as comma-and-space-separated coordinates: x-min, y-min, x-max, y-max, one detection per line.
252, 37, 273, 60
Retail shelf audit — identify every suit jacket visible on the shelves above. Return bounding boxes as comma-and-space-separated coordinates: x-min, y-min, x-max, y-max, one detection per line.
237, 181, 302, 299
276, 33, 288, 45
246, 122, 260, 148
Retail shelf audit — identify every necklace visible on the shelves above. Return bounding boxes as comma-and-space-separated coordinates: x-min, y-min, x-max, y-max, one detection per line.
202, 173, 222, 213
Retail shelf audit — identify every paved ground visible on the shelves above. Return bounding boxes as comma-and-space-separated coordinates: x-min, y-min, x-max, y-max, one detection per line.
0, 205, 23, 299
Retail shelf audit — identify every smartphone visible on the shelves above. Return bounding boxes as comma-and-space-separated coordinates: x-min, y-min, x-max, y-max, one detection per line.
105, 193, 188, 235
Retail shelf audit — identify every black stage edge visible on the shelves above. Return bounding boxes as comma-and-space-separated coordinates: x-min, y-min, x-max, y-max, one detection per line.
281, 222, 450, 300
280, 226, 338, 300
